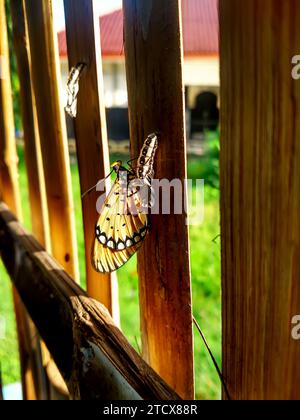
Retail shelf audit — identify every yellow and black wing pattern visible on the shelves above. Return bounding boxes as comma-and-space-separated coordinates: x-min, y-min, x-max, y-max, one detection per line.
92, 133, 158, 273
92, 178, 148, 273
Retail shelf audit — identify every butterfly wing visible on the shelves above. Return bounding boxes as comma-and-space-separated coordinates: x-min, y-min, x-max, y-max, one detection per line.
92, 178, 149, 273
92, 238, 142, 273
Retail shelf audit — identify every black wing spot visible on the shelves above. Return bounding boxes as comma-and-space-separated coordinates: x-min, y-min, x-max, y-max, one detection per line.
132, 233, 141, 244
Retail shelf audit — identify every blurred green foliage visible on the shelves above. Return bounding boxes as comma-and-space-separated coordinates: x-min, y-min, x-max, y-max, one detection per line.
189, 130, 220, 189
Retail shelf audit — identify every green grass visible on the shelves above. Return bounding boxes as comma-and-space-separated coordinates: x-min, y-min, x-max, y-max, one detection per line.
0, 140, 221, 400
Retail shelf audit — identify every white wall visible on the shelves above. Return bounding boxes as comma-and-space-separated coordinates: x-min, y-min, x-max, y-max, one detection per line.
102, 59, 128, 107
60, 55, 220, 108
183, 56, 219, 87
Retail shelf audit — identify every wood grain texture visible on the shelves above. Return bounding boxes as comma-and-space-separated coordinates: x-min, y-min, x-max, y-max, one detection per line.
0, 0, 22, 218
24, 0, 79, 282
10, 0, 69, 400
0, 201, 180, 400
10, 0, 50, 251
220, 0, 300, 400
123, 0, 194, 399
0, 0, 35, 400
63, 0, 119, 322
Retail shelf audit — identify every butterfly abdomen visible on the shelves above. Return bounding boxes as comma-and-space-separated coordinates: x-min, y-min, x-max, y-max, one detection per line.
137, 133, 158, 181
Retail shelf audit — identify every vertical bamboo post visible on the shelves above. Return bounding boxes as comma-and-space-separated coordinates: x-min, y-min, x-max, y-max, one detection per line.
0, 368, 3, 400
10, 0, 68, 400
9, 0, 50, 266
123, 0, 194, 399
0, 0, 35, 400
24, 0, 79, 282
63, 0, 119, 322
220, 0, 300, 399
0, 0, 22, 218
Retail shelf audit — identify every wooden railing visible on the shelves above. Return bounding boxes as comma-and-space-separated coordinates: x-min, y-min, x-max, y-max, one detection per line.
3, 0, 300, 402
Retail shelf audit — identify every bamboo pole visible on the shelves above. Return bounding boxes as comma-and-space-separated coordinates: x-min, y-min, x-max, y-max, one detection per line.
0, 0, 36, 400
0, 367, 3, 400
10, 0, 50, 250
123, 0, 194, 399
220, 0, 300, 399
0, 0, 22, 218
24, 0, 79, 282
10, 0, 69, 400
63, 0, 119, 322
0, 201, 181, 400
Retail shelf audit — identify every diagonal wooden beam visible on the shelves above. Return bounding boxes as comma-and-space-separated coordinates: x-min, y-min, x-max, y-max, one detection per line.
0, 201, 180, 400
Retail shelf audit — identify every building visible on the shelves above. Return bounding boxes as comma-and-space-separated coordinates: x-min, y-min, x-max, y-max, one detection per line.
58, 0, 219, 140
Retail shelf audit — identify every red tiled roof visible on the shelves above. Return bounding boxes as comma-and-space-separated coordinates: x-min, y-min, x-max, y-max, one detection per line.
58, 0, 218, 58
182, 0, 218, 55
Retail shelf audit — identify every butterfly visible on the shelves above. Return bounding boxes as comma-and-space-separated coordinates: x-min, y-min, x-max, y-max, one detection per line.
65, 62, 86, 118
92, 133, 158, 273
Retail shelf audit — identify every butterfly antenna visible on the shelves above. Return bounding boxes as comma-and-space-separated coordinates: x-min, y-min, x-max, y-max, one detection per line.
81, 169, 114, 199
81, 183, 98, 199
193, 315, 231, 400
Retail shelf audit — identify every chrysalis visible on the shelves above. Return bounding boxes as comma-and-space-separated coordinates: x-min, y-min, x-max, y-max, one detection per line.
65, 62, 86, 118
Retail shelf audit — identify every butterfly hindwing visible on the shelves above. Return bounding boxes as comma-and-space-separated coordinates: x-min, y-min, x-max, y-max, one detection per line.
93, 238, 142, 273
92, 176, 149, 273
